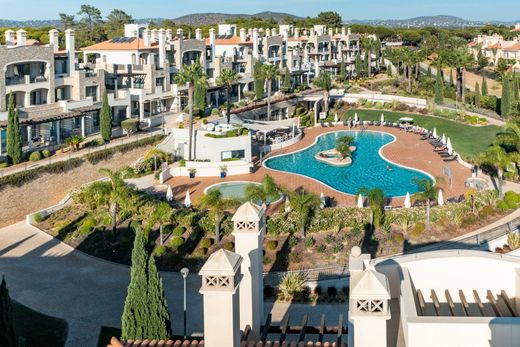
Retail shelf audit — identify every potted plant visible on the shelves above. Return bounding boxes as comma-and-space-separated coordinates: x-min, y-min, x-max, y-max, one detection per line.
188, 168, 197, 179
220, 165, 228, 178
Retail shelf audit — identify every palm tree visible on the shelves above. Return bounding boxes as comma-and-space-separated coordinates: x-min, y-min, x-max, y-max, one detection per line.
313, 72, 333, 119
476, 145, 511, 198
99, 168, 130, 238
497, 122, 520, 152
412, 178, 443, 232
245, 175, 280, 205
64, 135, 84, 151
358, 187, 385, 230
216, 68, 241, 124
148, 202, 174, 246
288, 189, 321, 237
439, 38, 474, 103
261, 64, 281, 120
199, 189, 240, 243
360, 38, 378, 78
336, 135, 354, 159
174, 62, 207, 161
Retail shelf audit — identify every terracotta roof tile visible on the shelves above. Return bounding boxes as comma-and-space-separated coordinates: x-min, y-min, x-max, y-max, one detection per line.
503, 43, 520, 51
109, 338, 345, 347
204, 36, 253, 46
485, 43, 502, 49
288, 36, 309, 42
82, 38, 159, 51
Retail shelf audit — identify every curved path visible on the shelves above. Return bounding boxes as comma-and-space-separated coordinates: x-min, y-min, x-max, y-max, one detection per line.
164, 125, 471, 206
0, 222, 345, 347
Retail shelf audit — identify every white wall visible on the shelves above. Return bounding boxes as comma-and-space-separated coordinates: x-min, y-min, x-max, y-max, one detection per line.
343, 93, 427, 109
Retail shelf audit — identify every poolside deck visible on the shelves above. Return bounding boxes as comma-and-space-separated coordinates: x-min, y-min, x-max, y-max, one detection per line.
163, 125, 472, 207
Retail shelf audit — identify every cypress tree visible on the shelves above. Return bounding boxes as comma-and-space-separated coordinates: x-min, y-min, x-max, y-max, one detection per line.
427, 65, 432, 79
6, 93, 22, 165
338, 61, 347, 82
435, 70, 444, 104
449, 70, 454, 86
122, 229, 150, 340
0, 276, 16, 347
475, 82, 481, 108
282, 67, 291, 92
253, 61, 265, 100
386, 64, 392, 77
363, 50, 369, 76
482, 76, 488, 96
146, 256, 172, 340
501, 76, 512, 118
100, 90, 112, 143
355, 52, 362, 77
513, 76, 520, 101
194, 80, 206, 112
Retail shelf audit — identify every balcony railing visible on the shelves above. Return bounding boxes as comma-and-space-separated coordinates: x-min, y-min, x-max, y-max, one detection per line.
30, 75, 47, 83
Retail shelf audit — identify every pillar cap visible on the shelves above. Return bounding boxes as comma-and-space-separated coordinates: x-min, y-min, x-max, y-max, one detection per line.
232, 202, 263, 222
199, 249, 242, 276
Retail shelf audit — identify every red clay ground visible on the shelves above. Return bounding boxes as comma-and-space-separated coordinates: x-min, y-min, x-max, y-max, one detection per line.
164, 125, 471, 207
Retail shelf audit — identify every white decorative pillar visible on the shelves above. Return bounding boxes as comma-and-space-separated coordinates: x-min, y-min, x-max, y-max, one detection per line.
139, 101, 145, 121
126, 106, 131, 118
199, 249, 243, 347
27, 125, 32, 149
252, 28, 259, 59
65, 29, 75, 74
232, 202, 265, 338
158, 29, 166, 69
81, 116, 86, 137
209, 28, 216, 62
55, 120, 61, 144
49, 29, 59, 53
348, 247, 391, 347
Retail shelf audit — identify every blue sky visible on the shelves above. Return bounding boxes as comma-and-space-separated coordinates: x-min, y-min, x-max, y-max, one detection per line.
1, 0, 519, 21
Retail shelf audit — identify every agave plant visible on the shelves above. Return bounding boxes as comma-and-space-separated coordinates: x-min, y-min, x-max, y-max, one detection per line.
507, 231, 520, 249
395, 214, 412, 234
278, 272, 306, 301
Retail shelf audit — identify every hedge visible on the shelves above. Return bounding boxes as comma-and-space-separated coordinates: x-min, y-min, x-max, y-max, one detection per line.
0, 134, 165, 190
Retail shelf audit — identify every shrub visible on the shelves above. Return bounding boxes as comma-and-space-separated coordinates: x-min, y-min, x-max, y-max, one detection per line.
211, 108, 220, 115
324, 235, 335, 244
170, 236, 185, 249
41, 149, 51, 158
480, 205, 495, 217
199, 237, 212, 248
304, 237, 315, 248
266, 240, 278, 251
278, 272, 306, 300
507, 231, 520, 249
316, 244, 326, 253
0, 162, 9, 168
29, 151, 42, 161
497, 200, 510, 211
289, 252, 302, 263
85, 134, 165, 164
394, 232, 405, 243
173, 226, 186, 237
121, 118, 140, 135
33, 212, 46, 223
223, 242, 234, 251
155, 245, 167, 257
504, 191, 520, 208
332, 243, 343, 253
411, 222, 426, 238
179, 159, 186, 167
263, 256, 272, 265
288, 235, 299, 247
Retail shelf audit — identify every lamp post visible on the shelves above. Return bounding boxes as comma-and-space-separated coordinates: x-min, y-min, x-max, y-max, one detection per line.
180, 267, 189, 339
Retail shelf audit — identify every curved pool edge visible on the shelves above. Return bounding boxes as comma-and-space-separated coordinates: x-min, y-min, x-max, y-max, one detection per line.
262, 129, 435, 199
203, 180, 284, 204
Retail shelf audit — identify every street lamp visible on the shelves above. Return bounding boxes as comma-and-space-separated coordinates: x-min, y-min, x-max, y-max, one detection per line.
180, 267, 190, 339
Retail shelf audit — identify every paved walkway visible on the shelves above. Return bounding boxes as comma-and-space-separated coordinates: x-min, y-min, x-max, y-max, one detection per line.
0, 222, 346, 347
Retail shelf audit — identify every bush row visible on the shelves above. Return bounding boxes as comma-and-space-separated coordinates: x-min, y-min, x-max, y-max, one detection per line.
85, 134, 165, 164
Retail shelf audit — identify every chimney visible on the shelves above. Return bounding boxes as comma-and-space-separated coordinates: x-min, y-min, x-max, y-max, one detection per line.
271, 28, 277, 36
282, 29, 288, 43
143, 29, 151, 47
166, 29, 173, 41
232, 202, 265, 338
248, 28, 252, 36
294, 28, 300, 39
252, 28, 259, 58
158, 29, 166, 68
240, 28, 246, 42
310, 29, 315, 37
265, 28, 271, 37
16, 29, 26, 47
195, 28, 202, 40
176, 28, 184, 43
328, 28, 333, 37
48, 29, 59, 52
209, 28, 216, 62
303, 29, 308, 37
348, 27, 352, 35
199, 249, 243, 347
65, 29, 75, 74
4, 30, 15, 46
341, 27, 346, 36
150, 29, 158, 43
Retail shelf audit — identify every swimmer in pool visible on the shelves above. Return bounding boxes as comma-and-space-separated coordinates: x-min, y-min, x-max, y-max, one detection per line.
387, 165, 393, 171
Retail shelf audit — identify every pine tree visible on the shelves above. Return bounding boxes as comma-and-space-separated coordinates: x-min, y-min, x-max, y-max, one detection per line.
146, 256, 172, 340
501, 76, 512, 118
355, 52, 362, 77
282, 67, 291, 92
122, 229, 150, 340
0, 276, 16, 347
482, 76, 488, 96
435, 70, 444, 105
6, 93, 22, 165
475, 82, 481, 108
253, 61, 265, 100
194, 80, 206, 112
100, 90, 112, 143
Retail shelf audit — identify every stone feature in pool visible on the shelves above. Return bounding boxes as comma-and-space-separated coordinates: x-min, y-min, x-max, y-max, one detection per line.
205, 181, 282, 203
264, 131, 432, 197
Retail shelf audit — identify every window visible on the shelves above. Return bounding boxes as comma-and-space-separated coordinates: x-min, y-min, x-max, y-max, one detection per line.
221, 150, 245, 161
93, 112, 100, 127
85, 86, 98, 102
156, 77, 165, 89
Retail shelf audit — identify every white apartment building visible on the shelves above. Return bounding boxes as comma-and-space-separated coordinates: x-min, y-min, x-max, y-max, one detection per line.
468, 25, 520, 72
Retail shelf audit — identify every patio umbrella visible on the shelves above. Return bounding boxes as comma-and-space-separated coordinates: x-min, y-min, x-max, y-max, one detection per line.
380, 113, 384, 124
404, 192, 411, 208
334, 113, 338, 123
447, 141, 454, 156
320, 192, 326, 209
446, 137, 452, 150
438, 189, 444, 206
184, 190, 192, 208
166, 185, 173, 202
432, 128, 438, 138
441, 133, 446, 145
357, 194, 364, 208
284, 195, 292, 213
354, 113, 359, 123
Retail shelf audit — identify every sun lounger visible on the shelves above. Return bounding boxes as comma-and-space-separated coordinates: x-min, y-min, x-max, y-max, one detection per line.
343, 120, 349, 126
328, 122, 335, 127
320, 120, 327, 127
443, 155, 458, 162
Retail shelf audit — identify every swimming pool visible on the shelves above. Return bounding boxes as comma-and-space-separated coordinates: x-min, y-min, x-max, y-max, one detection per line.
204, 181, 282, 203
264, 131, 432, 197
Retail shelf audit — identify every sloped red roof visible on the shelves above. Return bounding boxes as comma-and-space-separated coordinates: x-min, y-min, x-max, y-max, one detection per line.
82, 38, 158, 51
503, 43, 520, 51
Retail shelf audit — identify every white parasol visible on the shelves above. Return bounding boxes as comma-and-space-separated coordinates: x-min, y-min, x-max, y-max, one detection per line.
404, 192, 411, 208
438, 189, 444, 206
184, 190, 192, 208
166, 185, 173, 202
357, 194, 364, 208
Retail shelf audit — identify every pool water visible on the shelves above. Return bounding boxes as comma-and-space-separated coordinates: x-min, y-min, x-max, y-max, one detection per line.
205, 181, 282, 203
264, 131, 431, 197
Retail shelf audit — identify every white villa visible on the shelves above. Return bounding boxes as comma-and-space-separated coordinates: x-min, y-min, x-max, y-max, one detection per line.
468, 24, 520, 71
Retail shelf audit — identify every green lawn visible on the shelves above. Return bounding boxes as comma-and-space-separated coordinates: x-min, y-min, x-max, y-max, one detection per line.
12, 300, 68, 347
344, 109, 502, 159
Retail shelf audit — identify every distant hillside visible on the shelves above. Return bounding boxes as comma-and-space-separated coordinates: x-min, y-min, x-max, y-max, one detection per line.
0, 19, 60, 28
170, 11, 303, 26
347, 15, 518, 28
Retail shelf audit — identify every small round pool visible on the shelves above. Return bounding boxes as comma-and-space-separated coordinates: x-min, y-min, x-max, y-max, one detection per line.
204, 181, 282, 203
264, 130, 432, 197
